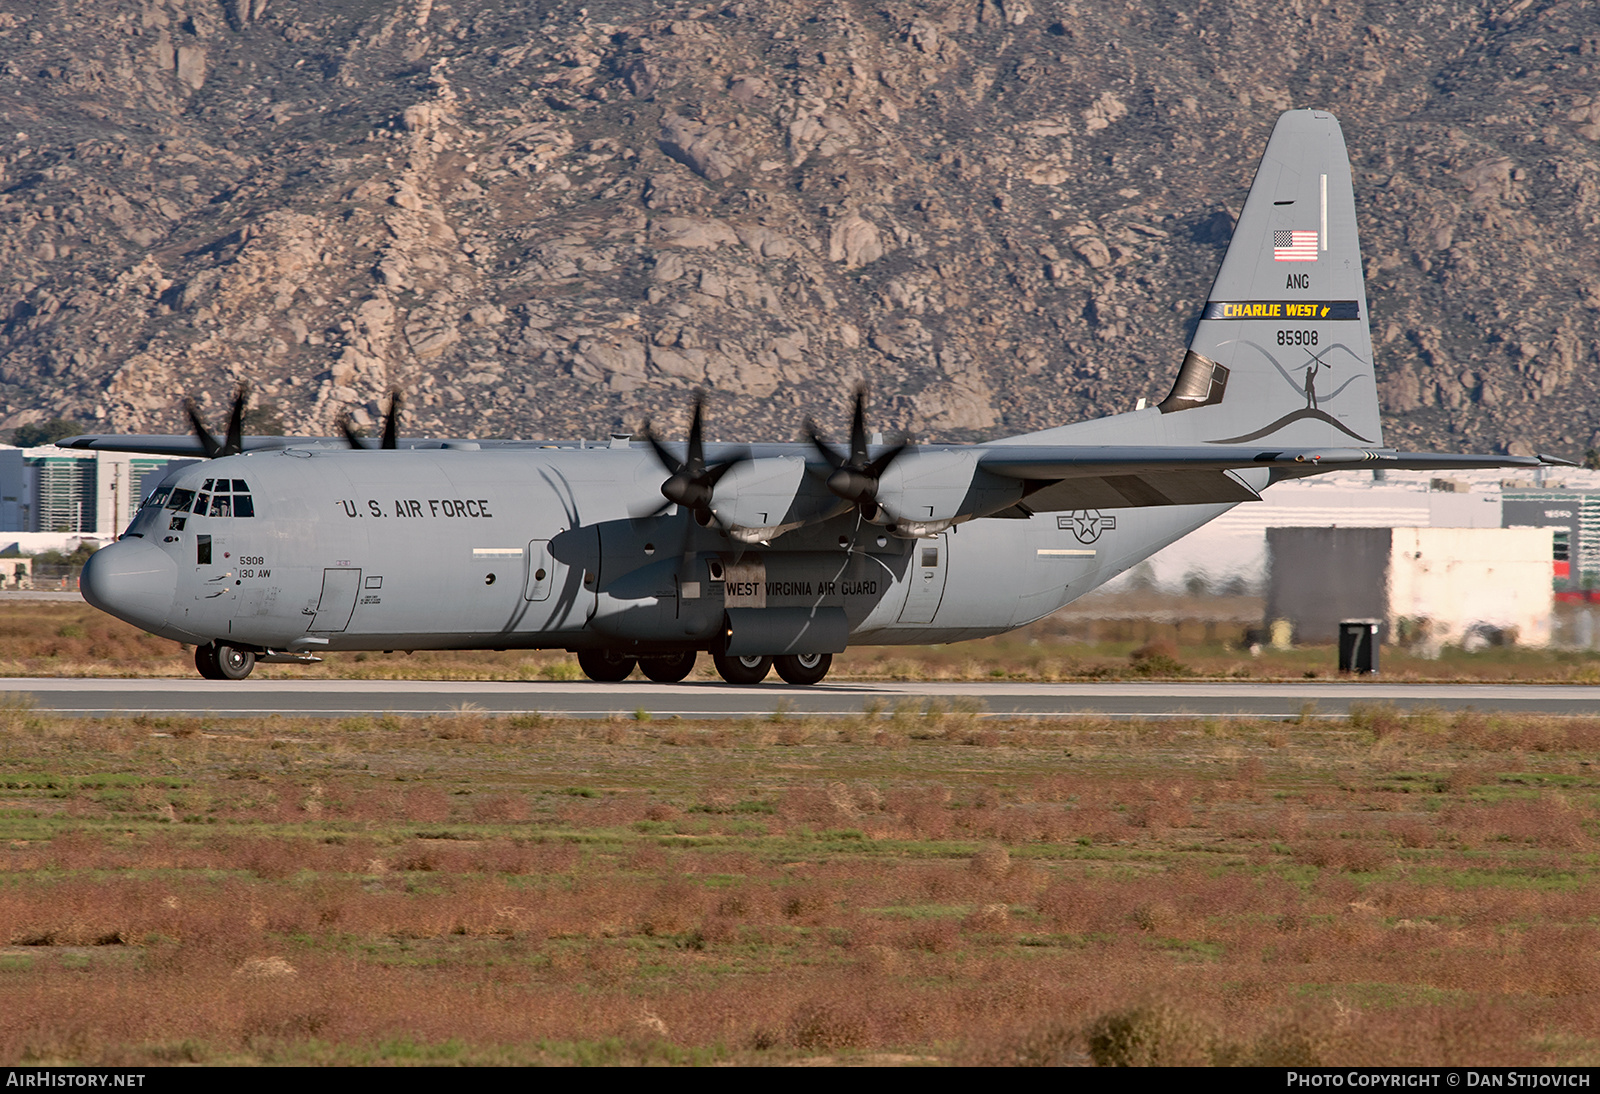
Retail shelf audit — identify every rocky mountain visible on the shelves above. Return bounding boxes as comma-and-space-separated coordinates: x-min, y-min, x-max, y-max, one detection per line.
1, 0, 1598, 457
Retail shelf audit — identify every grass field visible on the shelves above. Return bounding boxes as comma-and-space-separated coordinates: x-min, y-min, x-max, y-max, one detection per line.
7, 599, 1600, 683
3, 697, 1599, 1065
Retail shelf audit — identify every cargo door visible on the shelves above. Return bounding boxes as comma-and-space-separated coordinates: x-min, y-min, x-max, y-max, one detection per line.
309, 567, 361, 632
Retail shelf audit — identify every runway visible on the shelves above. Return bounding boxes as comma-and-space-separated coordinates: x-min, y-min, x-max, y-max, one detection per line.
6, 677, 1600, 719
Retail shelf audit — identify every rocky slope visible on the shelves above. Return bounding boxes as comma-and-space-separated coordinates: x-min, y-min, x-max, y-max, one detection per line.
1, 0, 1598, 457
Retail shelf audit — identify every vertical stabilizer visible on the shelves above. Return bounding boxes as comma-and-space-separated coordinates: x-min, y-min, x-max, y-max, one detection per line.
1159, 110, 1382, 448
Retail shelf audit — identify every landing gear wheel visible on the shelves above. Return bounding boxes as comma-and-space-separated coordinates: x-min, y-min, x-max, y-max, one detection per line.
577, 649, 638, 682
639, 651, 697, 683
215, 644, 256, 681
712, 653, 771, 685
774, 652, 832, 685
194, 644, 222, 679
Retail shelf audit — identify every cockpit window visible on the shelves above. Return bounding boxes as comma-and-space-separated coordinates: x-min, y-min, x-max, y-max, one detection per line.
143, 486, 173, 511
171, 480, 257, 518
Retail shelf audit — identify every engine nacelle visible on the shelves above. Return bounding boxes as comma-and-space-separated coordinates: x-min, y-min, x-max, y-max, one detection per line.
873, 450, 1024, 537
708, 456, 828, 544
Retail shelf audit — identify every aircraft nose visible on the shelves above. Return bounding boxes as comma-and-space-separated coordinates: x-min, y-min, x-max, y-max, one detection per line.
81, 540, 177, 631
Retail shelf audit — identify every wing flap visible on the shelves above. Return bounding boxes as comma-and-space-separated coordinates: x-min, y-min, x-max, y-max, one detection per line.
1019, 468, 1262, 512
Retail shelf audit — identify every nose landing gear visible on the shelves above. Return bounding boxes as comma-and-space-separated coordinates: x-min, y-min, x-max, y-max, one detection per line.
195, 643, 257, 680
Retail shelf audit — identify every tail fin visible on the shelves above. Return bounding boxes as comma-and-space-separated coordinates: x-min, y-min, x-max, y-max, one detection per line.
1158, 110, 1382, 448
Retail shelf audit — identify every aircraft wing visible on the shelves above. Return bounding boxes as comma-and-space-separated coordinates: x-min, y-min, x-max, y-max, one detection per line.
53, 433, 517, 455
55, 434, 330, 456
974, 445, 1570, 511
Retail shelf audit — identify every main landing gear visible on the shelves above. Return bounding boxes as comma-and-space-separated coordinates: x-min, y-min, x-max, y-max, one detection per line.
711, 652, 834, 685
195, 643, 256, 681
574, 649, 835, 685
576, 650, 699, 682
576, 648, 637, 682
712, 653, 770, 684
774, 652, 832, 685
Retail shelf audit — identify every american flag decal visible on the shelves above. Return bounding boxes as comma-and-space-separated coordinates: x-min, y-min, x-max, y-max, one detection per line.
1273, 229, 1318, 262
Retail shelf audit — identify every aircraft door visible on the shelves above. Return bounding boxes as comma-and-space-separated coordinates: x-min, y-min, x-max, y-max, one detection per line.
897, 535, 949, 624
524, 540, 553, 601
309, 568, 361, 632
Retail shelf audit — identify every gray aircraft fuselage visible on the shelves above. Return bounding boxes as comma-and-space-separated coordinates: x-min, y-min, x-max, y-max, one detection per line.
101, 439, 1247, 657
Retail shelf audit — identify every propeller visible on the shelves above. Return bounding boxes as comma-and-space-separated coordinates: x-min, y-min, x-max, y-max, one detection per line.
805, 384, 906, 522
639, 390, 746, 526
183, 382, 249, 458
337, 388, 405, 450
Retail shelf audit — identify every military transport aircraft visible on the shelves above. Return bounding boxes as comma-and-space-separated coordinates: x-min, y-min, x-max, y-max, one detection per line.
68, 110, 1563, 684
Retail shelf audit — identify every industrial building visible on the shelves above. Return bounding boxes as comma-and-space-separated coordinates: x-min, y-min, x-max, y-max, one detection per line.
1265, 526, 1554, 651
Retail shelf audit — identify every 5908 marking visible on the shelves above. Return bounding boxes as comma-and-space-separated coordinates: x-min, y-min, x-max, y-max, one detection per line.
1277, 329, 1319, 346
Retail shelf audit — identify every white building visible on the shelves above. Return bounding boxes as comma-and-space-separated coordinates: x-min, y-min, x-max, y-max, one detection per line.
0, 446, 192, 537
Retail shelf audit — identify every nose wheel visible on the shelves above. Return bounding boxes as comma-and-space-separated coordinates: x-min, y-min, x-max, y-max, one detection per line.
195, 643, 256, 681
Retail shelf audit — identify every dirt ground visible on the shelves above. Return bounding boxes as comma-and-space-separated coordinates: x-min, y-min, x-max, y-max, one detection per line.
2, 699, 1598, 1065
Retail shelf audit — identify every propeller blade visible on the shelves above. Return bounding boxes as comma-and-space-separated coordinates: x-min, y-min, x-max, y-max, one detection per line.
685, 391, 706, 476
336, 412, 368, 450
182, 398, 223, 459
222, 382, 248, 457
805, 420, 847, 470
849, 383, 870, 466
865, 441, 907, 479
641, 420, 686, 476
808, 384, 910, 517
381, 388, 403, 450
639, 390, 747, 523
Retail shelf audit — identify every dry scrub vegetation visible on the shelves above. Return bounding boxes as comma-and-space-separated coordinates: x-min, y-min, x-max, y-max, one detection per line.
2, 697, 1600, 1065
7, 601, 1600, 683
